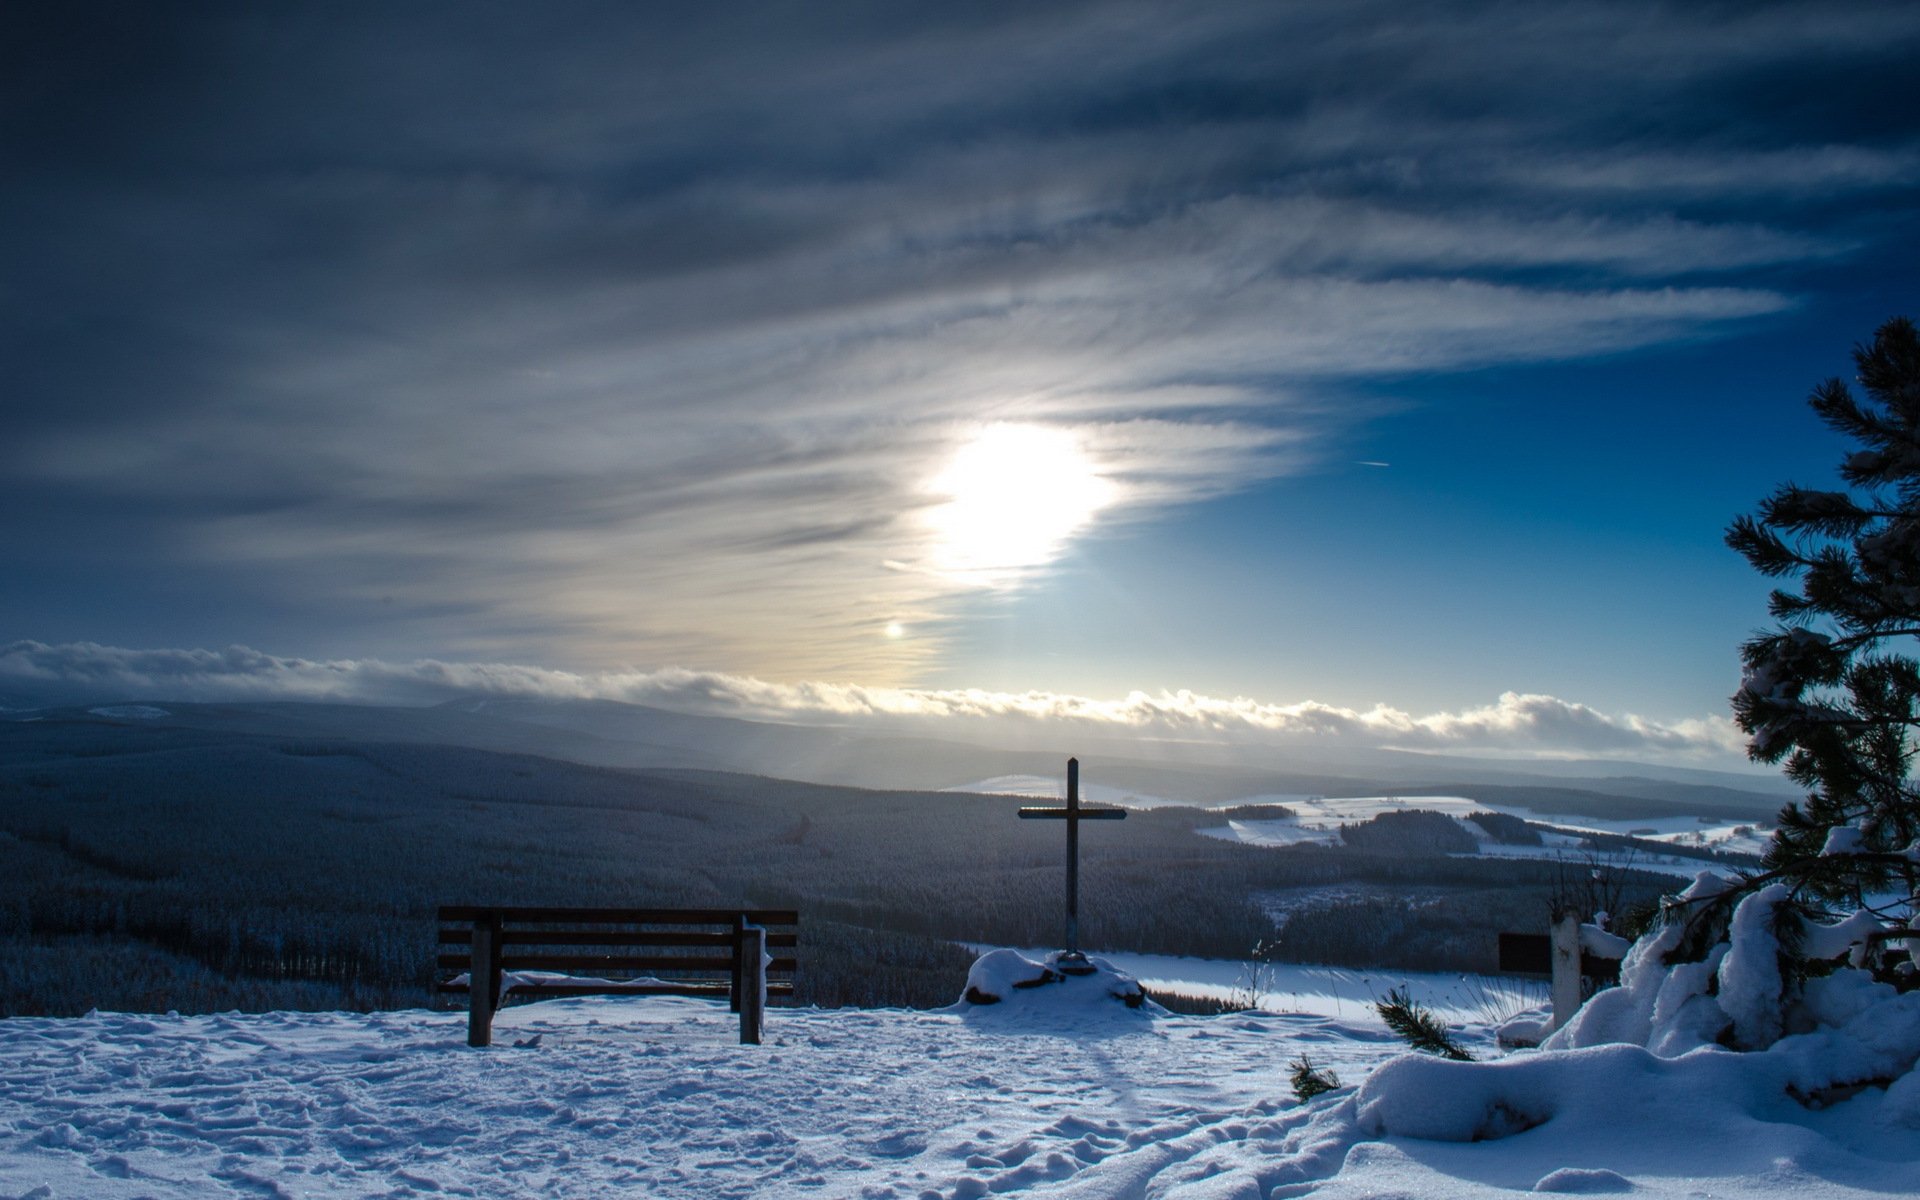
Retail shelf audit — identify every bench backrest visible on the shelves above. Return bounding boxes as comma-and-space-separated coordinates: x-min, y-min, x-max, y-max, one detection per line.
1496, 931, 1621, 984
437, 905, 800, 1003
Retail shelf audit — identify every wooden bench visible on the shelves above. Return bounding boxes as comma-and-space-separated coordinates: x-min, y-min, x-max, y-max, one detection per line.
1497, 912, 1625, 1032
437, 906, 798, 1047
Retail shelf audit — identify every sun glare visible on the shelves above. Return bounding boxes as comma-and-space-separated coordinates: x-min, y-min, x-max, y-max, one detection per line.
924, 424, 1116, 585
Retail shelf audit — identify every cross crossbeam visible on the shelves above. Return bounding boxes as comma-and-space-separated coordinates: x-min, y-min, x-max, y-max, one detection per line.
1018, 757, 1126, 962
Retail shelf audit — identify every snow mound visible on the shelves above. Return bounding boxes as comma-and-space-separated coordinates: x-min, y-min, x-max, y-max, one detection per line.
958, 948, 1153, 1012
1150, 1033, 1920, 1197
1140, 868, 1920, 1198
1533, 1166, 1634, 1192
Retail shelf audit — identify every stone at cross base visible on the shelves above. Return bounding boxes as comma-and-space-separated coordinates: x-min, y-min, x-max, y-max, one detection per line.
959, 948, 1149, 1010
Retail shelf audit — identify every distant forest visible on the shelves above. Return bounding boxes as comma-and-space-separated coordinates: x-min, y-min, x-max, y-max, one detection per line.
0, 716, 1703, 1016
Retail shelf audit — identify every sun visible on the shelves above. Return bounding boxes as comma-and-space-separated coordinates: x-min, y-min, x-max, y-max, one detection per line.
923, 424, 1115, 585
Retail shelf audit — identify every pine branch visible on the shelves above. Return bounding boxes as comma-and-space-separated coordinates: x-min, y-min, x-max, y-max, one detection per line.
1760, 486, 1876, 537
1289, 1054, 1341, 1102
1375, 986, 1473, 1061
1727, 515, 1808, 577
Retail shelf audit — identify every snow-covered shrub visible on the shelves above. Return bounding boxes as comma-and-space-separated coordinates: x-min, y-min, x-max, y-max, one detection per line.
1543, 869, 1920, 1106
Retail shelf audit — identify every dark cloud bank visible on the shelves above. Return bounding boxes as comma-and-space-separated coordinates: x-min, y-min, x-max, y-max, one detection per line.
2, 1, 1915, 683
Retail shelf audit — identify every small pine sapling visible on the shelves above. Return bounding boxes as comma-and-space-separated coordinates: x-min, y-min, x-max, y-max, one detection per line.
1289, 1054, 1340, 1101
1376, 985, 1473, 1061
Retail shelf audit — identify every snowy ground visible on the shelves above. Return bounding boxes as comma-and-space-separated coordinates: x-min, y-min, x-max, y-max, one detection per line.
4, 964, 1914, 1200
0, 992, 1401, 1200
982, 948, 1546, 1025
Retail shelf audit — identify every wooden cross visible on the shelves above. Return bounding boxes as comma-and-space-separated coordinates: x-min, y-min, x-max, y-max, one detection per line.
1018, 757, 1126, 966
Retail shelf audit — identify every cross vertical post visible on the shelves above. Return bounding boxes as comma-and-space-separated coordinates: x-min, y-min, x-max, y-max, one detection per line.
1066, 757, 1080, 952
1019, 757, 1126, 972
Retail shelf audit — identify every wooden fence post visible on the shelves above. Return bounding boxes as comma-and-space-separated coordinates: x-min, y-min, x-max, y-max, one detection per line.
739, 923, 766, 1046
467, 910, 502, 1048
1548, 908, 1582, 1033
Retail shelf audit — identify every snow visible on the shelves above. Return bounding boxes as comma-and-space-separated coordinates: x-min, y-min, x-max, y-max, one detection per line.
1193, 793, 1769, 877
0, 996, 1397, 1200
942, 775, 1185, 809
1578, 923, 1632, 960
982, 946, 1547, 1025
1802, 909, 1884, 963
959, 949, 1147, 1009
964, 947, 1066, 1000
1198, 817, 1331, 848
6, 946, 1918, 1199
1822, 825, 1867, 856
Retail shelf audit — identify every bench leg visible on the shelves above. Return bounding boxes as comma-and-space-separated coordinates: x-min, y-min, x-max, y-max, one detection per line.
468, 915, 500, 1048
739, 924, 766, 1046
730, 914, 745, 1013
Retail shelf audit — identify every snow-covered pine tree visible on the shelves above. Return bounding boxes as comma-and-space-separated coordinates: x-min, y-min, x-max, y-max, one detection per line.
1542, 322, 1920, 1064
1724, 314, 1920, 985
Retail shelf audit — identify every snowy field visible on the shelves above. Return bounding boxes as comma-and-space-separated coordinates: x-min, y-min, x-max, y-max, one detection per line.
980, 948, 1546, 1024
946, 778, 1771, 874
942, 774, 1197, 810
5, 960, 1917, 1200
1189, 794, 1770, 877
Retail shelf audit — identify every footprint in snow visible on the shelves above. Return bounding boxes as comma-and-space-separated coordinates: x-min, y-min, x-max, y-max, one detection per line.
862, 1132, 929, 1157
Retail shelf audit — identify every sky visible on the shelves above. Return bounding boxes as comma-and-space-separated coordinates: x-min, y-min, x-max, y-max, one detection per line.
4, 1, 1917, 767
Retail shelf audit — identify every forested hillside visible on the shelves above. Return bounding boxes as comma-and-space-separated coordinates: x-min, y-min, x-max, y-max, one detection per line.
1, 713, 1671, 1015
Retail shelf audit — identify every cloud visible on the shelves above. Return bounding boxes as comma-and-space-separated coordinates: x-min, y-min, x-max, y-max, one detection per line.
1, 2, 1913, 679
0, 640, 1747, 763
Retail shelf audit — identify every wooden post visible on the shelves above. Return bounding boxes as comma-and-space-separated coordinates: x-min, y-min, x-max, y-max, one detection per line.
1065, 758, 1081, 954
1548, 909, 1582, 1032
467, 910, 501, 1048
738, 923, 766, 1046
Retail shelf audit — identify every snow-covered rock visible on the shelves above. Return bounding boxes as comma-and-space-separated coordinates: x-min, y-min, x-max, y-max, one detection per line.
959, 948, 1152, 1010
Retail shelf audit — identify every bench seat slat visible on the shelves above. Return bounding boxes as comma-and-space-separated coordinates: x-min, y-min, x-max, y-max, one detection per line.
437, 905, 797, 925
439, 953, 797, 973
440, 952, 731, 972
442, 981, 727, 998
438, 981, 797, 997
438, 928, 798, 949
